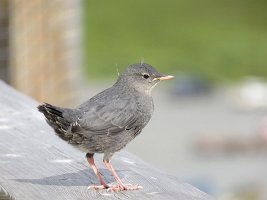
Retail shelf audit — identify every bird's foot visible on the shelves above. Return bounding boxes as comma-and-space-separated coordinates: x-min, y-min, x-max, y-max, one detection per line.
107, 184, 143, 192
88, 184, 109, 190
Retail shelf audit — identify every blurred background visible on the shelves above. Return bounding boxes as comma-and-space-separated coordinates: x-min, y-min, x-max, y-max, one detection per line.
1, 0, 267, 199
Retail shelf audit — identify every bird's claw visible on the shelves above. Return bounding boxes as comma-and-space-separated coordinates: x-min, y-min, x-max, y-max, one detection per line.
87, 184, 108, 190
106, 184, 143, 192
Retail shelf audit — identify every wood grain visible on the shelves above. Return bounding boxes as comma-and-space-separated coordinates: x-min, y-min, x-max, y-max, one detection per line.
0, 81, 212, 200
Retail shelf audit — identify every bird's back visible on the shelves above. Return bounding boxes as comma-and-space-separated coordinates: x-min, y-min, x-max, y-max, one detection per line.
72, 85, 154, 153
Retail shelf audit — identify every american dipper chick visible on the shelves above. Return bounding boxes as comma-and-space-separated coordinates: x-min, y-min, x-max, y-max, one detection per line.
38, 63, 174, 192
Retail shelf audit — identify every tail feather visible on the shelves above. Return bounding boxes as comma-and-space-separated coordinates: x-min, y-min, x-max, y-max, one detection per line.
38, 103, 71, 140
38, 103, 88, 150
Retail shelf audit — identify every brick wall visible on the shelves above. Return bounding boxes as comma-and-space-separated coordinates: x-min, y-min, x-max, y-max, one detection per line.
8, 0, 81, 106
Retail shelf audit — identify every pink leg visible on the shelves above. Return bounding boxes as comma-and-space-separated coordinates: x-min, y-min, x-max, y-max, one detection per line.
86, 154, 109, 189
103, 160, 142, 192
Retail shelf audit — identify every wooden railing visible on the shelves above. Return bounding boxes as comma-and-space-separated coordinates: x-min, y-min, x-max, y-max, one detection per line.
0, 81, 212, 200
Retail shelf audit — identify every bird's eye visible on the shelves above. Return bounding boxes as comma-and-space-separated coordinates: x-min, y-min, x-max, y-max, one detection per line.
142, 73, 150, 79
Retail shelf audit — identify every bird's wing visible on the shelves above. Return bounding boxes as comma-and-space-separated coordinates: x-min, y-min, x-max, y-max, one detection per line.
71, 97, 140, 135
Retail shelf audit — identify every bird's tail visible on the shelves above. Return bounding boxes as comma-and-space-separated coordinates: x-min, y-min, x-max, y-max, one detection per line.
38, 103, 72, 141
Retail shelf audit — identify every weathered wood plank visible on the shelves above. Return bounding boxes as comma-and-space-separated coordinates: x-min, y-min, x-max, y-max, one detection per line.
0, 80, 212, 200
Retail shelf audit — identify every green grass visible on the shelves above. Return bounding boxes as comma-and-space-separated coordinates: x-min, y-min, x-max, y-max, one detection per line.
83, 0, 267, 82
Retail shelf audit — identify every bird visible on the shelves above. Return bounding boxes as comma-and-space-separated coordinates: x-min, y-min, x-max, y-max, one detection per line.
38, 63, 174, 192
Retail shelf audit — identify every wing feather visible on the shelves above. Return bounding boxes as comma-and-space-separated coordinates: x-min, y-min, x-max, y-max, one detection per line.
71, 97, 139, 135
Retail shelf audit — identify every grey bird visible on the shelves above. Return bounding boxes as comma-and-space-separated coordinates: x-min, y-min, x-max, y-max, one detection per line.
38, 63, 174, 191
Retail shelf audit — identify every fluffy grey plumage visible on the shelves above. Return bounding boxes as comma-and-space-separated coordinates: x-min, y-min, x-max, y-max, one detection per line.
38, 63, 173, 191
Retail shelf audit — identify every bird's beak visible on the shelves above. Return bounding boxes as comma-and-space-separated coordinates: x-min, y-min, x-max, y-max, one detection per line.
153, 75, 174, 81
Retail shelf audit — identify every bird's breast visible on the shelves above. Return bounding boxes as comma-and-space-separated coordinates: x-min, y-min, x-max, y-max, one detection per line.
136, 96, 154, 123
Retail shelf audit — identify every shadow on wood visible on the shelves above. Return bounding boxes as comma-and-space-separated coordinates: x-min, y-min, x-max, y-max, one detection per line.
0, 81, 213, 200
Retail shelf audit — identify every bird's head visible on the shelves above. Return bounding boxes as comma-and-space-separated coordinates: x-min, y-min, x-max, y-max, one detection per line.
116, 63, 174, 95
